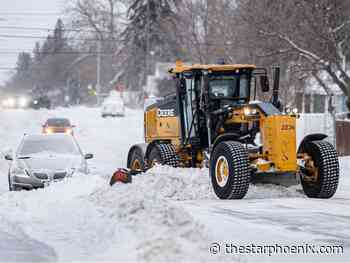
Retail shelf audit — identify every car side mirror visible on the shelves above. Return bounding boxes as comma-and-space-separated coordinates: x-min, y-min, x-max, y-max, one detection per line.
260, 76, 270, 92
84, 153, 94, 160
4, 154, 13, 161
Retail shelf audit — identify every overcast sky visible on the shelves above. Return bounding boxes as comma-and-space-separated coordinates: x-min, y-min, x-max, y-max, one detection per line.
0, 0, 64, 85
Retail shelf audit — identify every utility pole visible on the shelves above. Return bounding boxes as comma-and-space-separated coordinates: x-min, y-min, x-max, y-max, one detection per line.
96, 38, 102, 105
142, 0, 151, 105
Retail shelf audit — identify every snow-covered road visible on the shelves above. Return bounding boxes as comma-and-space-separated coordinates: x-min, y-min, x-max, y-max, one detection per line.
0, 107, 349, 262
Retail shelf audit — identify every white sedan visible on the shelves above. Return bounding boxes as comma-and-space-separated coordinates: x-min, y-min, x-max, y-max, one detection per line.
101, 100, 125, 118
4, 134, 93, 191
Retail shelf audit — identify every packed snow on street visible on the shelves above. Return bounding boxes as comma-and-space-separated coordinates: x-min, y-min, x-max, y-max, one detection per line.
0, 107, 349, 262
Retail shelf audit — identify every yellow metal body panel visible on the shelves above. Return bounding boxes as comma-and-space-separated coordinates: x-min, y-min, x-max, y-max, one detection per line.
261, 116, 297, 172
145, 107, 181, 146
169, 60, 256, 74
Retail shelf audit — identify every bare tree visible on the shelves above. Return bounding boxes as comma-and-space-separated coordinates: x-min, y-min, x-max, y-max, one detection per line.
236, 0, 350, 109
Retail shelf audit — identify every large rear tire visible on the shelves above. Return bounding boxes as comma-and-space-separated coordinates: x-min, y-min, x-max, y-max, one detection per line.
301, 140, 339, 198
210, 141, 250, 199
147, 143, 180, 168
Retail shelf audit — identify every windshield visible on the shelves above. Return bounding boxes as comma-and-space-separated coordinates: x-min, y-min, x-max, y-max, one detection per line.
46, 119, 70, 127
209, 74, 250, 100
18, 136, 80, 156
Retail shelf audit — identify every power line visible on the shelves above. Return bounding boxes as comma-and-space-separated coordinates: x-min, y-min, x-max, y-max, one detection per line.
0, 34, 120, 42
0, 12, 61, 16
0, 67, 15, 70
0, 51, 117, 55
0, 26, 113, 34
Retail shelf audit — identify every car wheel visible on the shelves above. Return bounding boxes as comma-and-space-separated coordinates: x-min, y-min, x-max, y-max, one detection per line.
8, 172, 13, 191
7, 173, 19, 191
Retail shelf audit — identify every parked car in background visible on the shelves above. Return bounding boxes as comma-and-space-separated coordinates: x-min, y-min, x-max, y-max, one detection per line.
1, 95, 30, 109
30, 95, 51, 110
101, 99, 125, 118
42, 118, 75, 135
4, 134, 93, 191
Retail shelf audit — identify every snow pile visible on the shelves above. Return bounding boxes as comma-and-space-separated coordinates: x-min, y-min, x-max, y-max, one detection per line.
89, 168, 216, 262
0, 215, 57, 262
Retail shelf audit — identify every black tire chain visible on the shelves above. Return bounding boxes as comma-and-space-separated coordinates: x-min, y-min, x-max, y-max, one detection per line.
311, 140, 339, 198
157, 143, 180, 168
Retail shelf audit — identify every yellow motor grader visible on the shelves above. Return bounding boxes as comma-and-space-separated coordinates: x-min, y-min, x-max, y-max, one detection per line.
118, 60, 339, 199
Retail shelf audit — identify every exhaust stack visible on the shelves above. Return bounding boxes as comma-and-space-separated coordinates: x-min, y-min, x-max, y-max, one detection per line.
272, 67, 281, 110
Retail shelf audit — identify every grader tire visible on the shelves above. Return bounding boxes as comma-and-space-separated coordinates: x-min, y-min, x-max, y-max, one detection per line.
148, 144, 180, 168
128, 148, 146, 171
301, 140, 339, 198
210, 141, 250, 199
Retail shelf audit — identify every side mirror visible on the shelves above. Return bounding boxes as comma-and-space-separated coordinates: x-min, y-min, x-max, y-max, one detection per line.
84, 153, 94, 160
260, 76, 270, 92
4, 154, 13, 161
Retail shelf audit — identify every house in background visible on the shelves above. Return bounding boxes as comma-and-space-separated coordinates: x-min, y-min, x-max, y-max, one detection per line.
295, 73, 347, 114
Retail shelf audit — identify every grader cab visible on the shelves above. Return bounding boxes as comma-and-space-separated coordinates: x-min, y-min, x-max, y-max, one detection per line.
126, 61, 339, 199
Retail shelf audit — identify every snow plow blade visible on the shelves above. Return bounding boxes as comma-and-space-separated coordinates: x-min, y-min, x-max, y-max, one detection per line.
251, 172, 299, 187
109, 169, 143, 186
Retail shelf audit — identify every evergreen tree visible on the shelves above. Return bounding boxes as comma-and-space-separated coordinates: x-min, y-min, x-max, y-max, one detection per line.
121, 0, 184, 91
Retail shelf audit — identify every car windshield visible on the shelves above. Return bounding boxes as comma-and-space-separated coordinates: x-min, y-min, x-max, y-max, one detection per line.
46, 119, 70, 127
18, 136, 80, 156
209, 74, 250, 99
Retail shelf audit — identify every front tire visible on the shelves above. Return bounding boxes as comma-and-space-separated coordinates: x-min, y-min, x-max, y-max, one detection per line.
301, 140, 339, 198
210, 141, 250, 199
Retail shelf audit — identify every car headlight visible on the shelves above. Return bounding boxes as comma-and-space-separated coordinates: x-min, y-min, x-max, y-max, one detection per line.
7, 98, 16, 108
12, 168, 29, 177
18, 97, 28, 108
44, 128, 53, 134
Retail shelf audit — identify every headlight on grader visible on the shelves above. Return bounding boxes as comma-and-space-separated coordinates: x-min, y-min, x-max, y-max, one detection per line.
292, 108, 298, 114
243, 107, 258, 117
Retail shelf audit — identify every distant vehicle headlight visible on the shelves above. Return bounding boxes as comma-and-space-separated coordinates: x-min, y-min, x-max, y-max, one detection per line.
44, 128, 53, 134
65, 128, 73, 135
7, 97, 16, 108
18, 97, 28, 108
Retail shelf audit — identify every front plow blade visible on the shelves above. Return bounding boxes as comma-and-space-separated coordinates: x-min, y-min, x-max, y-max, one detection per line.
251, 172, 299, 187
